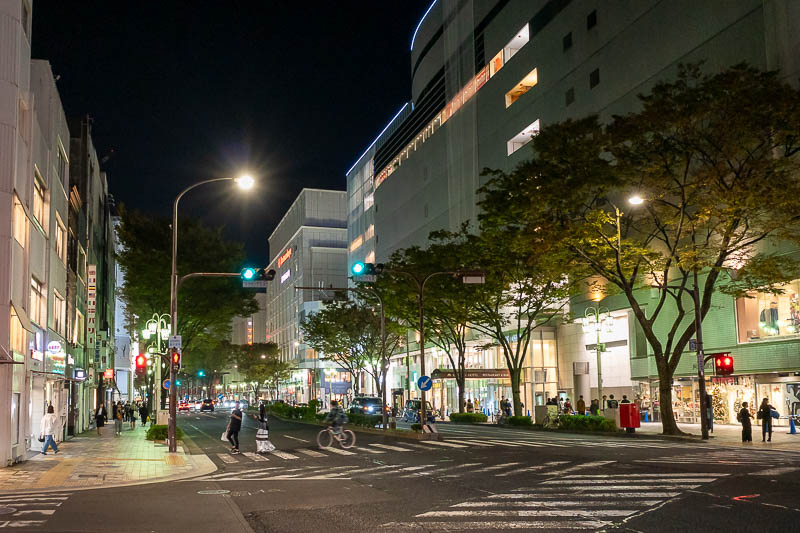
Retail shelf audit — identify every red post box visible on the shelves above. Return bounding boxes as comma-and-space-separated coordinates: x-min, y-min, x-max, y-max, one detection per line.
619, 403, 640, 429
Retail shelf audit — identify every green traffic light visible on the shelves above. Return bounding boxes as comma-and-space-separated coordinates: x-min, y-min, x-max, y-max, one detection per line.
241, 267, 256, 280
176, 380, 182, 386
351, 262, 365, 275
197, 370, 205, 377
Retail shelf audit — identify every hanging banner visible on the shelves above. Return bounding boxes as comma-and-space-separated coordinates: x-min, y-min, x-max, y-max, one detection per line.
87, 264, 97, 362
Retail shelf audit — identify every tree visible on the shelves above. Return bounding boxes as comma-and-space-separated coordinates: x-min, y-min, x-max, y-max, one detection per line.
229, 342, 280, 400
482, 64, 800, 433
380, 226, 484, 413
301, 297, 402, 399
116, 207, 258, 371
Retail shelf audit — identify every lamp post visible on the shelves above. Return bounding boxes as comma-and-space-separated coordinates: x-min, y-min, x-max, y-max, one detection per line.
167, 173, 254, 452
583, 307, 614, 409
141, 313, 170, 414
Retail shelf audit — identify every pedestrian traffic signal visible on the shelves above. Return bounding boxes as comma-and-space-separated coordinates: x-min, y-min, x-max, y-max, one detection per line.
135, 354, 147, 376
351, 262, 384, 276
171, 350, 181, 371
714, 353, 734, 376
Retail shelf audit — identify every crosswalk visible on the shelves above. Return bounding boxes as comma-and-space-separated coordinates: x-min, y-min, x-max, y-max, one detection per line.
381, 472, 728, 530
635, 448, 800, 466
0, 492, 70, 529
190, 458, 611, 483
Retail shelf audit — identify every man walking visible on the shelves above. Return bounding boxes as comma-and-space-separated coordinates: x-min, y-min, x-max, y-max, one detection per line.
227, 401, 243, 454
139, 403, 149, 430
576, 396, 586, 415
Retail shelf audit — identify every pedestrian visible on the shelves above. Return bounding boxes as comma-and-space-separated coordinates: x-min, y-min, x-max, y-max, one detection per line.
139, 403, 149, 430
95, 402, 106, 436
589, 399, 599, 416
620, 395, 631, 404
558, 397, 565, 412
258, 401, 267, 425
466, 399, 474, 413
738, 401, 753, 442
601, 395, 608, 410
114, 401, 124, 436
564, 398, 572, 414
130, 402, 137, 430
757, 397, 776, 442
125, 401, 132, 423
228, 401, 243, 454
607, 394, 619, 409
40, 405, 61, 455
577, 396, 586, 414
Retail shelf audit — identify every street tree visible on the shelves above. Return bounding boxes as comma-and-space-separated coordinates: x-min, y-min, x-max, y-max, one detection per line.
229, 342, 280, 400
481, 64, 800, 433
116, 207, 258, 371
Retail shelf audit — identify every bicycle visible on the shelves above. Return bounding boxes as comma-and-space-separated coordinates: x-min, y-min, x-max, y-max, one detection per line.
317, 426, 356, 449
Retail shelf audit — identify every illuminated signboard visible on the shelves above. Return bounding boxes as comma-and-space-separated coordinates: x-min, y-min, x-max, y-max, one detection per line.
74, 369, 86, 380
277, 247, 293, 268
104, 368, 114, 379
280, 270, 291, 284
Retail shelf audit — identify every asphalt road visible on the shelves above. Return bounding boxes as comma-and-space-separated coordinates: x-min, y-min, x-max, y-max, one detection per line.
13, 409, 800, 532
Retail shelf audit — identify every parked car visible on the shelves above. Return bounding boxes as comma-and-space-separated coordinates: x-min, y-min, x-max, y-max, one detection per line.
349, 396, 386, 416
402, 399, 435, 423
200, 399, 215, 412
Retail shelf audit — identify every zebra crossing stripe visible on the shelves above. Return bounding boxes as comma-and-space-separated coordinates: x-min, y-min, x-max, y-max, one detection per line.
485, 439, 547, 448
382, 520, 607, 529
504, 491, 683, 498
269, 451, 299, 460
353, 446, 385, 454
495, 460, 568, 477
563, 473, 726, 478
369, 443, 411, 452
296, 448, 327, 457
417, 441, 467, 448
0, 520, 49, 528
398, 464, 437, 472
242, 452, 268, 462
323, 447, 356, 456
458, 500, 664, 508
403, 463, 483, 478
539, 460, 614, 476
471, 462, 522, 474
541, 478, 712, 485
483, 440, 522, 447
0, 497, 69, 502
537, 484, 702, 490
418, 509, 638, 518
446, 439, 495, 447
216, 453, 238, 464
11, 510, 56, 516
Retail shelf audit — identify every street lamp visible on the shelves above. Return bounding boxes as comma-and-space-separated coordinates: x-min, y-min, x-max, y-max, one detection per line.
583, 307, 614, 409
168, 172, 255, 453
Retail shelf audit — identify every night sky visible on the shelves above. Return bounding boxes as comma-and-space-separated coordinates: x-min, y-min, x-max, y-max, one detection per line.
31, 2, 428, 264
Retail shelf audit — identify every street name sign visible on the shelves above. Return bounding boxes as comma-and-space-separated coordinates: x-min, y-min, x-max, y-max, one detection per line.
168, 335, 182, 349
243, 280, 268, 288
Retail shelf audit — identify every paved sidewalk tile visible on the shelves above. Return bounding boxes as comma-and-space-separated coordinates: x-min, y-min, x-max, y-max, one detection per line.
637, 422, 800, 451
0, 425, 215, 493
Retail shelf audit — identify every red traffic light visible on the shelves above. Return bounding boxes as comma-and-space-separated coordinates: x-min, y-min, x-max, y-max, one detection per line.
713, 353, 734, 376
135, 354, 147, 368
171, 352, 180, 365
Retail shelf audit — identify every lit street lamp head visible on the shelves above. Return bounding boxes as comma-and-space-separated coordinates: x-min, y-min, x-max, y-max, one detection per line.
235, 174, 255, 190
628, 195, 644, 205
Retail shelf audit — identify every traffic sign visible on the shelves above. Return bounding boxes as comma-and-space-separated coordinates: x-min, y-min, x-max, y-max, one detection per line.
168, 335, 182, 349
689, 339, 697, 351
162, 379, 171, 390
417, 375, 432, 391
243, 280, 268, 288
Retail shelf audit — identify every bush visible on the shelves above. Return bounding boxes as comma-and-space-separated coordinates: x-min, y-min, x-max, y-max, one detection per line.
315, 412, 327, 422
146, 425, 184, 441
410, 423, 422, 432
347, 412, 383, 428
557, 415, 617, 432
449, 412, 489, 424
507, 416, 533, 427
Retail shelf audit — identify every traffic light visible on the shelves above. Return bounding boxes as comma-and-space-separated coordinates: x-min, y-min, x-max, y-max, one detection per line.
258, 268, 276, 281
714, 354, 734, 376
135, 354, 147, 376
171, 350, 181, 371
241, 267, 276, 281
351, 262, 384, 276
241, 267, 257, 280
197, 369, 206, 377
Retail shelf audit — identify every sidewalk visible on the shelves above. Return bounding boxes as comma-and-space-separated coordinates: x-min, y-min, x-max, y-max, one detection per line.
637, 421, 800, 451
0, 424, 216, 494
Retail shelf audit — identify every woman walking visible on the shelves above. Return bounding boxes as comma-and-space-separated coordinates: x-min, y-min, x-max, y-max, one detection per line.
139, 403, 149, 430
738, 402, 753, 442
114, 401, 124, 436
95, 402, 106, 436
40, 405, 61, 455
130, 402, 137, 430
758, 398, 776, 442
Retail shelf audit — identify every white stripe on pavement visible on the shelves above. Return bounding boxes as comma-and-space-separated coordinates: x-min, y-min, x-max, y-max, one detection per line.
418, 509, 638, 518
216, 453, 238, 464
282, 435, 311, 442
353, 446, 385, 454
11, 510, 56, 516
417, 441, 467, 448
458, 500, 664, 507
499, 492, 682, 498
322, 447, 356, 456
495, 461, 569, 477
536, 484, 701, 490
446, 439, 495, 447
369, 443, 412, 452
750, 467, 800, 476
398, 464, 436, 472
382, 520, 608, 529
539, 460, 614, 476
541, 478, 713, 485
269, 450, 299, 460
471, 462, 522, 473
296, 448, 327, 457
562, 473, 727, 478
403, 463, 483, 478
242, 452, 268, 462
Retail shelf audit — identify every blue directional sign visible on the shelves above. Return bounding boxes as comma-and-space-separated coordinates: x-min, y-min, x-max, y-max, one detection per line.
417, 375, 432, 391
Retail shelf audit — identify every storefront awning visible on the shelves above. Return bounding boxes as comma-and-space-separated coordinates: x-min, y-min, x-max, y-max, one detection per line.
10, 300, 35, 333
0, 343, 23, 364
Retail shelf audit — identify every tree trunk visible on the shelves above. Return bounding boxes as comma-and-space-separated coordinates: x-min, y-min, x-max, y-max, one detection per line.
510, 367, 523, 416
457, 376, 466, 413
658, 380, 682, 435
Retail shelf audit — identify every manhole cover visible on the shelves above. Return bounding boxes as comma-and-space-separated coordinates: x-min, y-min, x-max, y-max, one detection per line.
0, 506, 17, 516
197, 490, 230, 495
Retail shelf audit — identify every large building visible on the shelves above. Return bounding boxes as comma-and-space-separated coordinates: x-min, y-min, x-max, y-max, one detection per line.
347, 0, 800, 419
265, 189, 348, 403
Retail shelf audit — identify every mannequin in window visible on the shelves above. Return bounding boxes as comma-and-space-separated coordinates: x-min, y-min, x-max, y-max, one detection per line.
760, 301, 779, 334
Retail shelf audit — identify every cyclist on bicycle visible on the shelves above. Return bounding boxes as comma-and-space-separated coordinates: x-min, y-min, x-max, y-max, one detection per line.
325, 400, 347, 435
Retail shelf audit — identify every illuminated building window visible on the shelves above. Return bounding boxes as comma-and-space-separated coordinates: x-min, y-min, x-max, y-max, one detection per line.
503, 23, 529, 63
30, 277, 45, 326
53, 290, 66, 336
489, 50, 504, 76
736, 280, 800, 342
33, 171, 46, 231
55, 215, 66, 263
10, 308, 26, 354
349, 235, 363, 252
364, 193, 374, 210
505, 68, 538, 108
364, 225, 374, 241
365, 250, 375, 263
507, 119, 540, 155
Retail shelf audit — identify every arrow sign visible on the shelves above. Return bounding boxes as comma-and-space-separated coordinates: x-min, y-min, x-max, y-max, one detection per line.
417, 375, 432, 391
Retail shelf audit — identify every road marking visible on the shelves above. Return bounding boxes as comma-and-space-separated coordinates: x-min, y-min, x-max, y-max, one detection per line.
541, 478, 711, 485
540, 460, 614, 476
322, 447, 356, 456
403, 463, 483, 478
398, 464, 436, 472
495, 460, 569, 477
418, 509, 638, 518
749, 466, 800, 476
484, 439, 547, 448
329, 464, 399, 476
269, 451, 299, 460
0, 497, 69, 502
216, 453, 238, 464
417, 441, 467, 448
242, 452, 268, 462
563, 473, 727, 478
11, 510, 56, 516
483, 440, 522, 447
470, 462, 522, 474
0, 520, 49, 528
498, 492, 683, 499
296, 448, 327, 457
283, 435, 311, 443
537, 484, 701, 490
381, 520, 607, 529
459, 500, 664, 507
446, 439, 495, 447
369, 443, 411, 452
353, 446, 385, 454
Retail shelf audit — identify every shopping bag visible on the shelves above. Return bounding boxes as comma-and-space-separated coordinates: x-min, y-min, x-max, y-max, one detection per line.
771, 409, 780, 419
255, 429, 275, 453
221, 430, 229, 442
38, 434, 45, 443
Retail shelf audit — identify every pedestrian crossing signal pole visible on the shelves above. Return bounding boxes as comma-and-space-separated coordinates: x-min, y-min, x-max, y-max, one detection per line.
692, 269, 710, 440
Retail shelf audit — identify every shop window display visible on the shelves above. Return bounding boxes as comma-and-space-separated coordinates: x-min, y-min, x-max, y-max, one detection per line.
737, 280, 800, 341
709, 377, 755, 424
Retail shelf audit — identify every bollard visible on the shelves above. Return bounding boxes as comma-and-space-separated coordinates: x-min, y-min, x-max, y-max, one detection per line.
644, 410, 649, 423
790, 416, 797, 435
527, 410, 531, 417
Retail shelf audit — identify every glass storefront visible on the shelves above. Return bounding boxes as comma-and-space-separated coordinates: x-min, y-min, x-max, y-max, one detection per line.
737, 280, 800, 341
